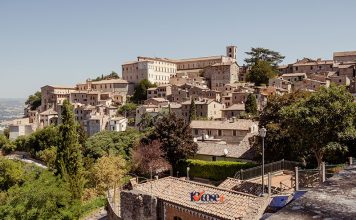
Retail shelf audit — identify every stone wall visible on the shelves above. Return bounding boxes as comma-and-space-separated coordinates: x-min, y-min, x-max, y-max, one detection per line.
120, 190, 158, 220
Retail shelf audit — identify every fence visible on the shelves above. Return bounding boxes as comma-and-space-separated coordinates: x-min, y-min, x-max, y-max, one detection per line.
234, 159, 300, 180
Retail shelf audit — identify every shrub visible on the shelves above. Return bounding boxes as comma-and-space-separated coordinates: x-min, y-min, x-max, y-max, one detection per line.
176, 159, 256, 181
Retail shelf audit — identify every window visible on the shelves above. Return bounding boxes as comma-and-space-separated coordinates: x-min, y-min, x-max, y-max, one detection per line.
233, 130, 237, 136
212, 156, 217, 161
174, 217, 182, 220
218, 130, 222, 136
195, 129, 198, 135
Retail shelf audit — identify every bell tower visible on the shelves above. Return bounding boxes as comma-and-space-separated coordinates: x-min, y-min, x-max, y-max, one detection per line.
226, 45, 237, 60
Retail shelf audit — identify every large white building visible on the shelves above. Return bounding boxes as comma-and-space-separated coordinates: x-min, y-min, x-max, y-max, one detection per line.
122, 57, 177, 85
122, 46, 237, 85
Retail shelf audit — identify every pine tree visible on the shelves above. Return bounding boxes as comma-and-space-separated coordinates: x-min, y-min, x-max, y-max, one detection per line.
245, 93, 258, 115
55, 100, 85, 200
188, 99, 197, 122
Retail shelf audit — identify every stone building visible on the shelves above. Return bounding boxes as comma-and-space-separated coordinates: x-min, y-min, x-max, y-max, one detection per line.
333, 50, 356, 62
122, 46, 237, 86
190, 119, 258, 144
146, 84, 172, 99
221, 104, 246, 119
122, 57, 177, 85
40, 85, 76, 112
180, 99, 223, 121
204, 62, 239, 91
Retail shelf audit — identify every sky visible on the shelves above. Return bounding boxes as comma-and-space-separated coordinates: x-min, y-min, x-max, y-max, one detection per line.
1, 0, 356, 98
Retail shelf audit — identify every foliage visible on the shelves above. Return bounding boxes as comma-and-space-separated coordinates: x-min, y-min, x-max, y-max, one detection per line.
137, 112, 156, 132
188, 99, 197, 122
25, 91, 42, 110
176, 159, 256, 181
3, 128, 9, 139
36, 146, 57, 169
21, 126, 59, 155
132, 139, 170, 177
131, 79, 156, 103
55, 100, 85, 200
79, 196, 107, 219
0, 158, 27, 191
244, 47, 285, 67
245, 94, 258, 115
84, 128, 142, 160
281, 85, 356, 166
246, 60, 277, 86
147, 113, 198, 167
91, 156, 127, 195
117, 102, 137, 117
0, 135, 15, 154
256, 91, 311, 163
93, 71, 120, 81
0, 169, 79, 220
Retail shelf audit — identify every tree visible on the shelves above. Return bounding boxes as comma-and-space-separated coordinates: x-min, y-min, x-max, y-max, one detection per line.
23, 126, 59, 155
244, 47, 285, 67
117, 102, 137, 118
131, 79, 156, 103
132, 140, 171, 177
281, 85, 356, 167
137, 112, 155, 131
91, 155, 127, 195
0, 158, 26, 191
245, 94, 258, 115
246, 60, 277, 86
0, 170, 77, 220
25, 91, 42, 110
188, 99, 197, 122
36, 146, 57, 169
147, 113, 198, 168
255, 91, 310, 163
55, 100, 85, 200
84, 129, 142, 160
93, 71, 120, 81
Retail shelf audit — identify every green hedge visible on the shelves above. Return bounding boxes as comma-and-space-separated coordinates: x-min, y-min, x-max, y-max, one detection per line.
176, 159, 256, 181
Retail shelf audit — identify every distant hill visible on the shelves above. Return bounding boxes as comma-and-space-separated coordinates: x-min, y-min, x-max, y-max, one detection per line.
0, 98, 26, 123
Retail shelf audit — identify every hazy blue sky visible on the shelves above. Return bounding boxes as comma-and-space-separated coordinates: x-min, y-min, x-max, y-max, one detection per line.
1, 0, 356, 98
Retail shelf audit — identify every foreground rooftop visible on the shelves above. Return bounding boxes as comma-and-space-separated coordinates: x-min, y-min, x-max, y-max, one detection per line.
269, 164, 356, 219
133, 176, 269, 220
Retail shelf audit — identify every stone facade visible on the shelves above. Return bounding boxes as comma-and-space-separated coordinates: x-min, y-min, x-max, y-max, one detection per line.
119, 190, 157, 220
204, 62, 239, 91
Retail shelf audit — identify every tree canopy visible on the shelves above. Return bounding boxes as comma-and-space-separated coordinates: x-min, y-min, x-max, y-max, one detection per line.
147, 112, 198, 167
131, 79, 156, 103
281, 85, 356, 166
244, 47, 285, 67
245, 94, 258, 115
84, 129, 142, 160
25, 91, 42, 110
93, 71, 120, 81
246, 60, 277, 86
189, 99, 197, 122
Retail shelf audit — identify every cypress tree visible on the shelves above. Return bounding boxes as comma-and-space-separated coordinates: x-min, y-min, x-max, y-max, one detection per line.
189, 99, 197, 122
55, 100, 85, 200
245, 93, 258, 115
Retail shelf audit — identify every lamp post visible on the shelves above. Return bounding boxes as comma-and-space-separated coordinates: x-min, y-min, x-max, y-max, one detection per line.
187, 167, 190, 180
259, 127, 267, 196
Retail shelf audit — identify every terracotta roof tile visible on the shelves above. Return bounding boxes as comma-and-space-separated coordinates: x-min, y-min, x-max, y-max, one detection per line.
134, 177, 269, 219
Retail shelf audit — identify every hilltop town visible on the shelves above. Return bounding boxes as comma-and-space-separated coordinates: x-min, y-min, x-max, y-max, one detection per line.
1, 46, 356, 220
7, 46, 356, 142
